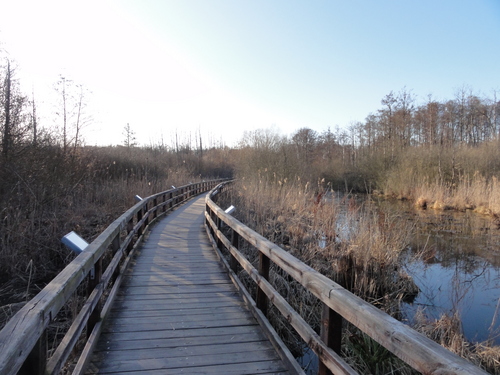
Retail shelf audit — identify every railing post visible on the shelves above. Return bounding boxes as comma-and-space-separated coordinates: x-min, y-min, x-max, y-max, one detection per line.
216, 217, 223, 250
256, 252, 270, 316
162, 193, 166, 212
127, 217, 134, 253
205, 204, 210, 227
144, 201, 149, 228
230, 229, 240, 274
319, 303, 343, 375
19, 330, 47, 375
153, 197, 158, 219
137, 205, 143, 237
112, 233, 121, 281
87, 257, 103, 338
206, 205, 215, 238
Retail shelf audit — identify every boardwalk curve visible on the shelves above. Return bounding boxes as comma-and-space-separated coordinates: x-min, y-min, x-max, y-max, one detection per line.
86, 194, 295, 374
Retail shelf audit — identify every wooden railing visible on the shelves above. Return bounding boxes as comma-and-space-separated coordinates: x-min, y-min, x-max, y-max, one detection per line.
0, 180, 224, 375
205, 182, 489, 375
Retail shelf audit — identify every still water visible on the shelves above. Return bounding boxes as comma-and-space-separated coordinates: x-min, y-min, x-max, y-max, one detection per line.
297, 195, 500, 373
376, 198, 500, 344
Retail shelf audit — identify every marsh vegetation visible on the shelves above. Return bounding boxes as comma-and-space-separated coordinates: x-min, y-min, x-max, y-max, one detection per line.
218, 176, 500, 373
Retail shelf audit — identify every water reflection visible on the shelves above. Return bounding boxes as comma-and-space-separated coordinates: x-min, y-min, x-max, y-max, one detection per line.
376, 198, 500, 344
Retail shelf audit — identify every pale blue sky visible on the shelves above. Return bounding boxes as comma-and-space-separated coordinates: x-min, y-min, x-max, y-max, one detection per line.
1, 0, 499, 146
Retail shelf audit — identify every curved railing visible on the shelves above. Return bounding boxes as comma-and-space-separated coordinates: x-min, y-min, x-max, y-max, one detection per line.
205, 181, 488, 375
0, 180, 225, 375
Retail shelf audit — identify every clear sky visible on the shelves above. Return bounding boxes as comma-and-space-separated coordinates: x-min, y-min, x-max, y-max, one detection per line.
0, 0, 499, 147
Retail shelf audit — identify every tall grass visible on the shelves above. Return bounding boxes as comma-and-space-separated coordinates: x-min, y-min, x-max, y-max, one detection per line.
0, 144, 229, 299
220, 172, 420, 373
229, 172, 417, 303
377, 142, 500, 218
222, 171, 499, 373
412, 310, 500, 374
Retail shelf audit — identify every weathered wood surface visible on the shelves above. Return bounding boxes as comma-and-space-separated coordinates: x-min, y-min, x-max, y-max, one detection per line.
86, 195, 295, 374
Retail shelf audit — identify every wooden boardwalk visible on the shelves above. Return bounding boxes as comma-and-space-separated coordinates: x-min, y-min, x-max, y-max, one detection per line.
86, 195, 294, 374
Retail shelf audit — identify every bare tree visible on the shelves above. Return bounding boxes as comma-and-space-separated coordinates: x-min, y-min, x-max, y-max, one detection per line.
55, 76, 91, 153
72, 84, 91, 152
123, 123, 137, 148
2, 59, 12, 159
55, 75, 69, 153
31, 87, 38, 146
1, 59, 28, 160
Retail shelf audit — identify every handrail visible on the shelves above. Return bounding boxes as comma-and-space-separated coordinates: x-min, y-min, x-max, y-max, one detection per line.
0, 179, 225, 375
205, 182, 489, 375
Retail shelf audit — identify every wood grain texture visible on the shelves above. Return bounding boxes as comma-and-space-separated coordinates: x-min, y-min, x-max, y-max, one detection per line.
87, 195, 295, 374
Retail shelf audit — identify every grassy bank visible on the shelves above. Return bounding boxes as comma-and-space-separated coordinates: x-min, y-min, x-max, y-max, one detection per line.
374, 142, 500, 219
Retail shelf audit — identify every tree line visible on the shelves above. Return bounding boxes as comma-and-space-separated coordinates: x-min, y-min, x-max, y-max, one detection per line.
234, 87, 500, 192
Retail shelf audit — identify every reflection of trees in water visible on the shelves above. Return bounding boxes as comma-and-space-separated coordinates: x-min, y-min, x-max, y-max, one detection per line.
407, 205, 500, 267
373, 197, 500, 344
406, 237, 499, 343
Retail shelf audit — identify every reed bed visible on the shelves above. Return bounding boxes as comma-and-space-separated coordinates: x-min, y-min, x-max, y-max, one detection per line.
219, 172, 498, 374
378, 143, 500, 219
218, 172, 420, 373
229, 172, 417, 303
411, 174, 500, 219
413, 309, 500, 374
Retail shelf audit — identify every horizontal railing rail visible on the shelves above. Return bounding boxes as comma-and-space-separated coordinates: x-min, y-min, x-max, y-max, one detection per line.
0, 179, 225, 375
205, 181, 488, 375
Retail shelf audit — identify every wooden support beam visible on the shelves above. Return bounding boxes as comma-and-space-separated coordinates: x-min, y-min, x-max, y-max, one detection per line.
230, 230, 240, 274
87, 257, 102, 339
319, 303, 343, 375
18, 330, 46, 375
256, 252, 270, 316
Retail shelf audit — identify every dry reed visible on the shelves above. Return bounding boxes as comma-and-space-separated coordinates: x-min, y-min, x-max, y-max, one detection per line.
220, 171, 500, 373
413, 309, 500, 374
219, 172, 420, 373
411, 173, 500, 219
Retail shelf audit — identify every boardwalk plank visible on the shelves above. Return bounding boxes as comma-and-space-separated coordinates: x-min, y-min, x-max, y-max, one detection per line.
109, 304, 247, 319
118, 283, 238, 295
93, 341, 276, 362
114, 291, 239, 302
110, 299, 245, 312
103, 317, 256, 333
97, 324, 262, 342
87, 195, 296, 374
87, 360, 288, 375
91, 348, 284, 373
96, 330, 268, 351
